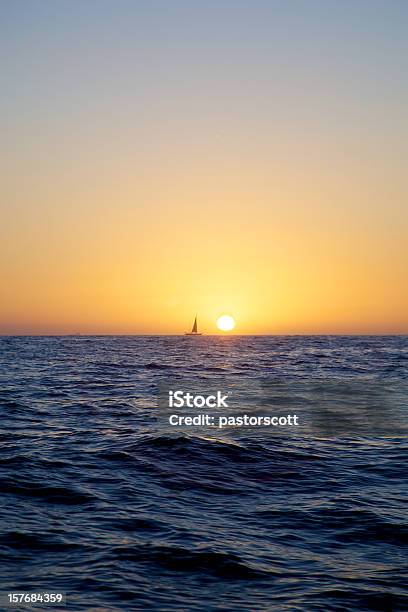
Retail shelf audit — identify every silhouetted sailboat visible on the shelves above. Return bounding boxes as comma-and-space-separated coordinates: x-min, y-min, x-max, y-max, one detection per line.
185, 315, 202, 336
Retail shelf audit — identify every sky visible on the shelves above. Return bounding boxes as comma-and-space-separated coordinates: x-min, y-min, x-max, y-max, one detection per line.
1, 0, 407, 334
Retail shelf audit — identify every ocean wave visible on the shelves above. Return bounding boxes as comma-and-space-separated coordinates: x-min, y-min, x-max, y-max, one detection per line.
0, 479, 95, 505
112, 544, 269, 579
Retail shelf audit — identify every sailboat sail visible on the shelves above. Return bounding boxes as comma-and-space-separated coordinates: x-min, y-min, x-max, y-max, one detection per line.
185, 314, 202, 335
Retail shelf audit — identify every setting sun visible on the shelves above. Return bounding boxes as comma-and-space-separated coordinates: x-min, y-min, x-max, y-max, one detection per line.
217, 315, 236, 332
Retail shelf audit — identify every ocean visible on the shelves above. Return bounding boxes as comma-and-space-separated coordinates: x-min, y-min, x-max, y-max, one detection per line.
0, 335, 407, 611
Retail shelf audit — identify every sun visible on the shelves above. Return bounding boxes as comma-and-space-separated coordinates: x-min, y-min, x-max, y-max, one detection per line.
216, 314, 236, 332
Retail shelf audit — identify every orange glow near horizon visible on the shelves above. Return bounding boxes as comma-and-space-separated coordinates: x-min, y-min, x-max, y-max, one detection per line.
1, 188, 407, 335
1, 164, 407, 334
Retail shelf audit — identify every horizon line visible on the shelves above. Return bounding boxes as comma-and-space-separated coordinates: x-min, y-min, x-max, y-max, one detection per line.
1, 333, 407, 338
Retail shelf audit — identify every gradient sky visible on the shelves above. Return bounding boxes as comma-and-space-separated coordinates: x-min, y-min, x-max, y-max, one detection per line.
1, 0, 407, 334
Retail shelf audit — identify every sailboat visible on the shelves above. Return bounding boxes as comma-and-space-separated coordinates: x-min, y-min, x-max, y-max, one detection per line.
185, 315, 202, 336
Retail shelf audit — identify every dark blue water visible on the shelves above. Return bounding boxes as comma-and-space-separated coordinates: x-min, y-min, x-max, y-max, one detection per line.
0, 336, 407, 611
